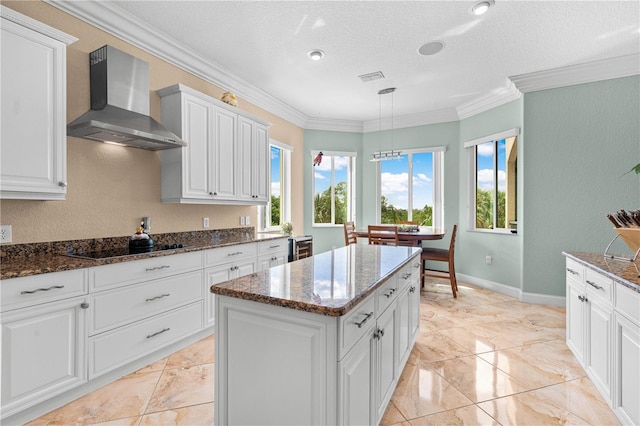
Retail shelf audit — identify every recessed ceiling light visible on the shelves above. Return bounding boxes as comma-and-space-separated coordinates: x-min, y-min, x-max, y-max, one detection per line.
418, 41, 445, 56
307, 49, 325, 61
470, 0, 494, 15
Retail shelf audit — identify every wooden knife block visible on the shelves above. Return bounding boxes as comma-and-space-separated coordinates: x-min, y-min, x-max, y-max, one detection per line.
616, 228, 640, 254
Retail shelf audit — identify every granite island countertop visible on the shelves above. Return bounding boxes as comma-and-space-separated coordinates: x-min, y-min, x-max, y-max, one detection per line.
563, 251, 640, 292
1, 229, 288, 280
210, 244, 422, 317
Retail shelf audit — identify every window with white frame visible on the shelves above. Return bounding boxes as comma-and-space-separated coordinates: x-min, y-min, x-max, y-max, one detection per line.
259, 140, 292, 231
376, 147, 444, 228
465, 128, 519, 233
312, 151, 356, 226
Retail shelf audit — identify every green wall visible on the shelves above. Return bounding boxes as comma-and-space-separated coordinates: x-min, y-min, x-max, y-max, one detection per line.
522, 76, 640, 296
302, 76, 639, 298
457, 99, 524, 290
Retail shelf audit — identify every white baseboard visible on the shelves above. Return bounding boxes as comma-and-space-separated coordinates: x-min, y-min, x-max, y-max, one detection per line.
456, 273, 565, 307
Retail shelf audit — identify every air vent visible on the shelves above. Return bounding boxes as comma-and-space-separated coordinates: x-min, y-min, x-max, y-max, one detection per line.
358, 71, 385, 83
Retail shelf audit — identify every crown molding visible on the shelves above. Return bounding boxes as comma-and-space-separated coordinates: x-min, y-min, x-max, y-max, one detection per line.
45, 0, 309, 129
456, 79, 522, 120
363, 108, 459, 133
1, 4, 77, 45
510, 54, 640, 93
305, 118, 364, 133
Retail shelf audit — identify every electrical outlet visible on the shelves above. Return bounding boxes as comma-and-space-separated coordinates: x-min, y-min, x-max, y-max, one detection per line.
245, 216, 250, 225
240, 216, 245, 226
203, 217, 210, 228
485, 255, 492, 265
1, 225, 12, 243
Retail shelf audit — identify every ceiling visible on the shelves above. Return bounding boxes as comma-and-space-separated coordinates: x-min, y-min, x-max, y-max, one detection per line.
54, 1, 640, 130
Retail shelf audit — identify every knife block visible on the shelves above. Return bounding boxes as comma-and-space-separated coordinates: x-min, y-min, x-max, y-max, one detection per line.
616, 228, 640, 254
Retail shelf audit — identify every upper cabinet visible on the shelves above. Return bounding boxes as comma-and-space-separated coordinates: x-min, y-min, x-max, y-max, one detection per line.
0, 7, 77, 200
158, 84, 270, 205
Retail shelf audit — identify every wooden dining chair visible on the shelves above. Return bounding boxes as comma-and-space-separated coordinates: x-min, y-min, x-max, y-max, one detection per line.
421, 224, 458, 298
343, 221, 357, 246
368, 225, 399, 246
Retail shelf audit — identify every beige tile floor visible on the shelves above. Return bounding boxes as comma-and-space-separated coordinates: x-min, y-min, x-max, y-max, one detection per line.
26, 280, 621, 426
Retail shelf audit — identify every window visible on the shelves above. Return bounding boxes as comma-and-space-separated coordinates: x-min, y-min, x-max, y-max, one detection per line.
312, 151, 356, 226
259, 140, 292, 231
465, 128, 519, 233
377, 148, 444, 228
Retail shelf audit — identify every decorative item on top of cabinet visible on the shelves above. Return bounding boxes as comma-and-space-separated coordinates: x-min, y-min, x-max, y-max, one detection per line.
0, 6, 77, 200
157, 84, 270, 205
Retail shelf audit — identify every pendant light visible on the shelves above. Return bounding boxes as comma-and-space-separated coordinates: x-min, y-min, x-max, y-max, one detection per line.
370, 87, 401, 162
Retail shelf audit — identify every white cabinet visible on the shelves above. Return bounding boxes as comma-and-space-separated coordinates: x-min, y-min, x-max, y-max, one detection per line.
613, 313, 639, 426
375, 302, 398, 421
158, 84, 270, 205
257, 239, 289, 271
0, 7, 76, 200
565, 258, 613, 402
1, 289, 87, 418
238, 116, 269, 203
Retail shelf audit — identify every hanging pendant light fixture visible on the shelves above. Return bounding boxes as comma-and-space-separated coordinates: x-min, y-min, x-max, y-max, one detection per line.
370, 87, 401, 162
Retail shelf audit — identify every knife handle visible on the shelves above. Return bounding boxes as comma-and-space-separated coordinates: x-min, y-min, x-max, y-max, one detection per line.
607, 214, 622, 228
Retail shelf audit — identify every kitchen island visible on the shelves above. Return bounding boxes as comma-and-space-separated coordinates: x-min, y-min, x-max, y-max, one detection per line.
211, 244, 422, 425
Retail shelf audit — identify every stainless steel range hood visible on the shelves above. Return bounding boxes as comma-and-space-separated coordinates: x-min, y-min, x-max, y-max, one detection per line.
67, 45, 186, 150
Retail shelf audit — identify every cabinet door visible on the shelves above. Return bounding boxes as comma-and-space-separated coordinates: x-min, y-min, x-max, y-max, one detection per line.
1, 296, 87, 417
566, 280, 585, 364
614, 313, 640, 426
376, 304, 397, 423
205, 265, 233, 327
586, 298, 612, 402
237, 117, 254, 201
338, 329, 374, 426
253, 123, 270, 202
182, 94, 214, 199
212, 107, 237, 199
408, 284, 420, 342
396, 287, 411, 368
1, 19, 67, 200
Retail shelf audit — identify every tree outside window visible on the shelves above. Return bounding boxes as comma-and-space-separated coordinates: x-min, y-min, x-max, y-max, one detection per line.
313, 152, 355, 225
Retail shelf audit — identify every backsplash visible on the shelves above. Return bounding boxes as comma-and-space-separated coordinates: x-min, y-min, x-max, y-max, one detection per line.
0, 227, 256, 260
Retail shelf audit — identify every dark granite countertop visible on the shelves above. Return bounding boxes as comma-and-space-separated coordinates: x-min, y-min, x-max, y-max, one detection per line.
563, 252, 640, 292
211, 244, 422, 317
0, 229, 288, 280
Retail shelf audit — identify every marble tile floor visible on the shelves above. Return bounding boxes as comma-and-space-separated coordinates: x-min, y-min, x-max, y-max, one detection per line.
26, 280, 620, 426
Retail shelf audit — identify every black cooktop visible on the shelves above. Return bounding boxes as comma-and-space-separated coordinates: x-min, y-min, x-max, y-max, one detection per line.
65, 244, 185, 260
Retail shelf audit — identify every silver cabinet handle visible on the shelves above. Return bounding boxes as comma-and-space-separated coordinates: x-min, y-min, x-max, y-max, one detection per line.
401, 273, 411, 280
409, 286, 416, 293
269, 245, 281, 249
230, 265, 239, 271
146, 327, 170, 339
382, 288, 396, 298
373, 327, 385, 340
58, 181, 67, 187
80, 302, 90, 309
21, 285, 64, 295
566, 268, 579, 275
586, 280, 603, 290
146, 293, 170, 302
355, 312, 373, 328
227, 251, 243, 257
145, 265, 170, 272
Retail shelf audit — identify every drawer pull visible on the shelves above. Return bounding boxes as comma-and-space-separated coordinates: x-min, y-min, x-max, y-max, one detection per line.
146, 327, 170, 339
269, 245, 281, 249
586, 280, 604, 290
228, 251, 243, 257
382, 288, 396, 298
145, 265, 171, 272
566, 268, 579, 275
355, 312, 374, 328
146, 293, 171, 302
21, 285, 64, 295
401, 273, 411, 280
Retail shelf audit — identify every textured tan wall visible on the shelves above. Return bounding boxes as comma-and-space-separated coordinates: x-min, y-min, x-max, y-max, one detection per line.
0, 1, 304, 244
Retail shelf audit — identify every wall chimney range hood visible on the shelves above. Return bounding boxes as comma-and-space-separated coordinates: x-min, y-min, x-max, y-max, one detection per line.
67, 45, 186, 150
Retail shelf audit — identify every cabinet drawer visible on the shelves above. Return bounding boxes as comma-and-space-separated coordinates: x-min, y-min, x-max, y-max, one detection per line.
205, 243, 257, 266
377, 276, 399, 315
585, 269, 613, 304
565, 258, 585, 282
88, 301, 203, 378
338, 295, 376, 360
616, 283, 639, 325
90, 252, 203, 292
1, 269, 87, 312
397, 259, 420, 293
89, 270, 203, 335
257, 239, 288, 255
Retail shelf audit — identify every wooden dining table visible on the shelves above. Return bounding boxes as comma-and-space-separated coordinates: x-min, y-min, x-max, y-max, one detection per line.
355, 226, 445, 245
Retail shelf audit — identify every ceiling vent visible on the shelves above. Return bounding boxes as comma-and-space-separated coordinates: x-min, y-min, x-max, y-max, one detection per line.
358, 71, 385, 83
